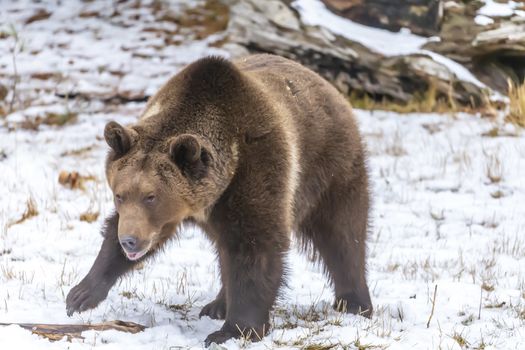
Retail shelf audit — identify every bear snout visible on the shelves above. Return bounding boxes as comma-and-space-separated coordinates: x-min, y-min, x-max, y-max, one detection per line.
120, 235, 139, 252
119, 235, 150, 261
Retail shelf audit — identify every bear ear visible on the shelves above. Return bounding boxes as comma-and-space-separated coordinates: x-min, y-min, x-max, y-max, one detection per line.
169, 134, 211, 179
104, 121, 136, 155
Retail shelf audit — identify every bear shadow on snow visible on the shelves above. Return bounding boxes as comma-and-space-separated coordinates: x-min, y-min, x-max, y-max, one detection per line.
65, 54, 373, 346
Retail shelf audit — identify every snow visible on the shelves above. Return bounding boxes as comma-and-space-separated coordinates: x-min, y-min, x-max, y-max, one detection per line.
419, 50, 486, 88
1, 1, 525, 350
478, 0, 523, 17
291, 0, 427, 57
474, 15, 495, 26
292, 0, 487, 88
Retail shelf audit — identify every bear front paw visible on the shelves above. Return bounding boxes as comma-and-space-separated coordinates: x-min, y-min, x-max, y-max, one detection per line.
66, 278, 109, 316
199, 297, 227, 320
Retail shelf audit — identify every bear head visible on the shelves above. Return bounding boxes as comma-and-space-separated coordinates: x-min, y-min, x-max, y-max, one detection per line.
103, 121, 227, 261
102, 57, 246, 261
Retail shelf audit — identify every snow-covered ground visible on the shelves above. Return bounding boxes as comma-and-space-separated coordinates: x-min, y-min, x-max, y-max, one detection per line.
1, 1, 525, 350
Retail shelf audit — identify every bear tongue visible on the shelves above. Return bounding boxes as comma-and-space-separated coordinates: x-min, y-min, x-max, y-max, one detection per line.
126, 250, 146, 261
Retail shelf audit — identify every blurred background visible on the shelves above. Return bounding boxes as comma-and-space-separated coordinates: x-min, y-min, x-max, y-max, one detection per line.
1, 0, 524, 125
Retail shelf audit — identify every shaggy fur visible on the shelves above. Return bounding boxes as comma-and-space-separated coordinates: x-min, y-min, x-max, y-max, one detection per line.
65, 54, 373, 346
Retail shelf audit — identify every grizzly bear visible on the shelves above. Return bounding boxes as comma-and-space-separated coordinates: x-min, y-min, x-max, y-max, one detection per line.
66, 54, 372, 346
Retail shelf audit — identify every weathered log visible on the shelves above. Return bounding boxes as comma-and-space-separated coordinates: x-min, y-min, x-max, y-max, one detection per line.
223, 0, 488, 107
423, 1, 525, 92
0, 320, 147, 341
320, 0, 443, 37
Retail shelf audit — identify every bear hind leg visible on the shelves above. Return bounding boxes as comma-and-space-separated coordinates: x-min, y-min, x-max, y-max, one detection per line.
299, 179, 373, 318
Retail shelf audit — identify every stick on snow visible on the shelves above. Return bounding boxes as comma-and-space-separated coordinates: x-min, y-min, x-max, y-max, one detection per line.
0, 320, 146, 341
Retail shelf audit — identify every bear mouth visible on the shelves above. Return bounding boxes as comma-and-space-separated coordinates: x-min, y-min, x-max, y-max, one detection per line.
125, 249, 148, 261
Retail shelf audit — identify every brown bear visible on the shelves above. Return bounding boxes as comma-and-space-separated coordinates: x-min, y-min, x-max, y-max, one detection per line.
66, 54, 372, 346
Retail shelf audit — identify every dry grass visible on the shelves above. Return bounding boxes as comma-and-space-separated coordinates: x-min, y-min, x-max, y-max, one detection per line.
349, 80, 462, 114
450, 330, 469, 348
384, 129, 406, 157
490, 189, 504, 199
79, 211, 99, 223
18, 111, 78, 130
8, 196, 38, 227
506, 79, 525, 127
302, 344, 336, 350
1, 261, 35, 284
348, 79, 517, 120
352, 339, 388, 350
157, 0, 229, 43
484, 152, 503, 184
0, 262, 15, 280
60, 145, 95, 157
57, 259, 79, 289
492, 233, 525, 258
58, 171, 96, 190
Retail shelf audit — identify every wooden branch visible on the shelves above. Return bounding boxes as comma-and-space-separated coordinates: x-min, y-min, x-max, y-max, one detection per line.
0, 320, 146, 341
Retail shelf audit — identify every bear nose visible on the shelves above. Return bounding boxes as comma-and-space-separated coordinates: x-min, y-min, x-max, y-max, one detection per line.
120, 235, 139, 253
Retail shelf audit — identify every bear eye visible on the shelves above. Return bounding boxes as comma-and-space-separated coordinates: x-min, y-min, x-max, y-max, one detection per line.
115, 194, 124, 203
144, 194, 156, 204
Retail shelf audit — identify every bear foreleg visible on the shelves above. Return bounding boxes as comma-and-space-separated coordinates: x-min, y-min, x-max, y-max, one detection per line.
66, 212, 137, 316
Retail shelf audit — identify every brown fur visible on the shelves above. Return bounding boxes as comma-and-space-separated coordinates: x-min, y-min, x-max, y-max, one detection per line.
66, 54, 373, 346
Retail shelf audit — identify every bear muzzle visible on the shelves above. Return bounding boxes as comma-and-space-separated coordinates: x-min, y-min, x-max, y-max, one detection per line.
119, 235, 151, 261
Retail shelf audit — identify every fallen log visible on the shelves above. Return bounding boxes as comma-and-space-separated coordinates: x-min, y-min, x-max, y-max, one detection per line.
223, 0, 488, 108
0, 320, 147, 341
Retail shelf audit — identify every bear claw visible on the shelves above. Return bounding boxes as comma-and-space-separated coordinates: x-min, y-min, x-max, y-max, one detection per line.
199, 298, 227, 320
334, 293, 373, 318
66, 278, 109, 316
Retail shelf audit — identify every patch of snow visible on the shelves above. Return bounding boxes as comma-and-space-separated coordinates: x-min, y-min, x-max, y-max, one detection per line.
475, 14, 495, 26
478, 0, 521, 17
292, 0, 427, 57
420, 50, 486, 88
